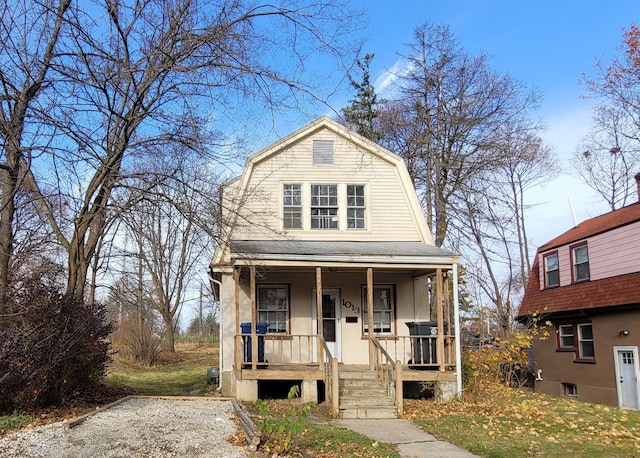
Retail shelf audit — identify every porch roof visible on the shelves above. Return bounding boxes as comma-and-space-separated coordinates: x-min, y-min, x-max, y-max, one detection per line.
229, 240, 458, 266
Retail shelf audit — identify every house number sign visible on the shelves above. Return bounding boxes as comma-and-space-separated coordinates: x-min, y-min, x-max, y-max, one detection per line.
342, 299, 360, 314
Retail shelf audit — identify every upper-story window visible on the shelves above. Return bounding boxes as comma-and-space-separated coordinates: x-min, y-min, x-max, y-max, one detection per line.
311, 184, 338, 229
346, 185, 365, 229
571, 243, 590, 282
283, 184, 302, 229
543, 252, 559, 288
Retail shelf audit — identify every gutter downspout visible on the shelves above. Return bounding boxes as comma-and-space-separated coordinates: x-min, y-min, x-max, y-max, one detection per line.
208, 268, 223, 391
452, 263, 462, 400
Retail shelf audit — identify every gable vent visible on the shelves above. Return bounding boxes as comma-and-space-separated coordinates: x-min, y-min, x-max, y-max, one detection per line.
313, 140, 334, 165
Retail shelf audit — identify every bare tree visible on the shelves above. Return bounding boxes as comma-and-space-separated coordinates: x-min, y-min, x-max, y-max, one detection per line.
0, 0, 71, 314
451, 131, 557, 336
572, 105, 640, 210
385, 23, 542, 247
22, 0, 359, 302
121, 157, 214, 351
575, 24, 640, 209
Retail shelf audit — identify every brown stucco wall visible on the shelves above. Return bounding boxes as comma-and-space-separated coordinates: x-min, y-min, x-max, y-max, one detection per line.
531, 308, 640, 407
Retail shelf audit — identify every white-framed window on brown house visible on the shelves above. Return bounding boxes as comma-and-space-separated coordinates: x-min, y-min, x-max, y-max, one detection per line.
543, 251, 559, 288
577, 323, 595, 360
571, 243, 590, 283
362, 285, 395, 334
283, 184, 302, 229
346, 184, 365, 229
558, 324, 575, 349
556, 322, 595, 361
257, 284, 289, 333
311, 184, 338, 229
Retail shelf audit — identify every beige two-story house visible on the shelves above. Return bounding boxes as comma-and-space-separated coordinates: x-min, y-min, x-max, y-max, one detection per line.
209, 117, 462, 418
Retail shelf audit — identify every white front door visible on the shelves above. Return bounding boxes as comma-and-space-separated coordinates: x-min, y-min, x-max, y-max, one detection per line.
614, 346, 640, 410
312, 289, 341, 361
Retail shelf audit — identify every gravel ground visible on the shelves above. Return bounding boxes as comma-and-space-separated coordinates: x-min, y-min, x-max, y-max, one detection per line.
0, 398, 251, 457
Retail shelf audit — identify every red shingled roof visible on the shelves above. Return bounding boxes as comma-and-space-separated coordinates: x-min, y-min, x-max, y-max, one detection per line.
518, 202, 640, 318
540, 202, 640, 251
518, 258, 640, 317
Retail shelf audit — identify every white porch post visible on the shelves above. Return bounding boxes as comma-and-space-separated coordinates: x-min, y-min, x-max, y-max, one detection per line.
367, 267, 374, 370
453, 263, 462, 400
316, 267, 324, 367
250, 265, 257, 370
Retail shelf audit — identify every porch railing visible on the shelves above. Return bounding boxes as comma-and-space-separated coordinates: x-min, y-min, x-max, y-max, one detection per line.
376, 334, 456, 371
320, 336, 339, 417
234, 334, 320, 370
369, 336, 402, 418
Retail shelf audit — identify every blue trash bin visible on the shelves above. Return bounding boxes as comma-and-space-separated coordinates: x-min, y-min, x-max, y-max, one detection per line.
241, 322, 268, 368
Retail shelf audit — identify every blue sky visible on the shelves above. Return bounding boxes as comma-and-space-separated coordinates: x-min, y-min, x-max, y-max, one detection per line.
321, 0, 639, 248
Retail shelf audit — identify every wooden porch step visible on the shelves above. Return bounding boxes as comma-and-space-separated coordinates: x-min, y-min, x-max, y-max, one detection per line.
339, 405, 397, 419
337, 366, 397, 419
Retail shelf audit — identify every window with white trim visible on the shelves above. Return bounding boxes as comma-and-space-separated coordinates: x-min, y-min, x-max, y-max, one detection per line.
257, 285, 289, 333
558, 324, 574, 349
362, 285, 395, 334
311, 184, 338, 229
572, 243, 590, 282
346, 185, 365, 229
577, 323, 595, 359
313, 140, 334, 165
283, 184, 302, 229
543, 252, 559, 287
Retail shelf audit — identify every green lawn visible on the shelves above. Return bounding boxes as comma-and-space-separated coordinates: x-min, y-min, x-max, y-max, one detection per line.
405, 385, 640, 458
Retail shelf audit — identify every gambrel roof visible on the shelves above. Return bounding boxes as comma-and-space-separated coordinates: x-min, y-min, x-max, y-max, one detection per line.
518, 202, 640, 318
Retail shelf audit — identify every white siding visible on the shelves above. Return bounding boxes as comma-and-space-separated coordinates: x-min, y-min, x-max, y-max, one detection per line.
228, 128, 424, 242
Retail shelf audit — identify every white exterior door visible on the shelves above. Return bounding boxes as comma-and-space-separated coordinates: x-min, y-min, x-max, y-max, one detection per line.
312, 289, 341, 361
614, 346, 640, 410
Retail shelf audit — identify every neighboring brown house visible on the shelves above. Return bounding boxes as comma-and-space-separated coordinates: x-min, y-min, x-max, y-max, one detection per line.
518, 192, 640, 410
209, 117, 462, 418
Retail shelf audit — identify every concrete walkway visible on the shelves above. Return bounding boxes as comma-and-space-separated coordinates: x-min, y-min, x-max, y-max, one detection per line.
332, 419, 480, 458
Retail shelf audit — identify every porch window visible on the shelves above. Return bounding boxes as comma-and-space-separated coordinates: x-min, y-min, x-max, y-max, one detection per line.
571, 243, 589, 282
543, 252, 559, 288
346, 184, 365, 229
257, 284, 289, 333
283, 184, 302, 229
311, 184, 338, 229
362, 285, 395, 334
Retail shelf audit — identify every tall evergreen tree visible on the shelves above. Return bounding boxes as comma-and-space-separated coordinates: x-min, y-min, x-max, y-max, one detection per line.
341, 53, 382, 142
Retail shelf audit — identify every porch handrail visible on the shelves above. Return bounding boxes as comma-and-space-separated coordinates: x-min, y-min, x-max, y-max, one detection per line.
319, 336, 339, 418
369, 336, 403, 418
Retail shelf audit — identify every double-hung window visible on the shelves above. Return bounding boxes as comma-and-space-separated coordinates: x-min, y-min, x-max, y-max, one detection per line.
558, 324, 575, 349
362, 285, 395, 334
572, 243, 589, 282
311, 184, 338, 229
577, 323, 595, 359
257, 285, 289, 333
283, 184, 302, 229
556, 322, 595, 361
543, 252, 559, 288
346, 185, 366, 229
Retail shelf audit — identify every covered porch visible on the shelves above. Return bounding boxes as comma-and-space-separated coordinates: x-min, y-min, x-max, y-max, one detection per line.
214, 255, 461, 417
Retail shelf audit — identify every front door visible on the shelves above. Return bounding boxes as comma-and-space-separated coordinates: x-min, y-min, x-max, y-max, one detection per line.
312, 289, 341, 361
614, 346, 640, 410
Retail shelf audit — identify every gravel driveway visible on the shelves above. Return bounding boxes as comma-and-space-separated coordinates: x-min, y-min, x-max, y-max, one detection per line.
0, 398, 250, 457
